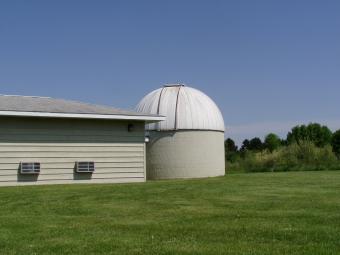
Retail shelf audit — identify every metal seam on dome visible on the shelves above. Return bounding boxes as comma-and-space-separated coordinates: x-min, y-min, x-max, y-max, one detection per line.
156, 88, 165, 115
174, 86, 182, 130
156, 87, 165, 131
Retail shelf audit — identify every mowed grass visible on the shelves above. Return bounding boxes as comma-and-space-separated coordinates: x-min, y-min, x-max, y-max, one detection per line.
0, 171, 340, 255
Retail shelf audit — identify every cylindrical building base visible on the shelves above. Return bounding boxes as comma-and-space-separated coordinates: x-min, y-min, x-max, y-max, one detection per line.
146, 130, 225, 180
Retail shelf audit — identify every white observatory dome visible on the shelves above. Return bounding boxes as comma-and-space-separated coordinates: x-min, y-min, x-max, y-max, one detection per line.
136, 84, 225, 132
136, 84, 226, 180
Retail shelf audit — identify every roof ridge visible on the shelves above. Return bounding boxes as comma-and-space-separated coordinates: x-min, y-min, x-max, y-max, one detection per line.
0, 94, 52, 99
53, 97, 138, 113
0, 94, 165, 121
0, 94, 137, 112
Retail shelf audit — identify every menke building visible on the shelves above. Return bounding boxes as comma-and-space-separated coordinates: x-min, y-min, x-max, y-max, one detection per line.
0, 95, 164, 186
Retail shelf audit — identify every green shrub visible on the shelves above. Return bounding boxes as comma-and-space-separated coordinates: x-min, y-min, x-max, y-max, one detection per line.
227, 141, 340, 173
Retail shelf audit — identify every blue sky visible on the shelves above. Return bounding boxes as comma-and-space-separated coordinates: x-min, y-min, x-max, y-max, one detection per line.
1, 0, 339, 145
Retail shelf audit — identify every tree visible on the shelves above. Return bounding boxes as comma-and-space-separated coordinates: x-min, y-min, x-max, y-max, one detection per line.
240, 138, 263, 152
287, 123, 332, 147
225, 138, 238, 162
287, 125, 308, 145
331, 130, 340, 157
225, 138, 238, 153
248, 137, 264, 151
240, 139, 250, 151
264, 133, 281, 152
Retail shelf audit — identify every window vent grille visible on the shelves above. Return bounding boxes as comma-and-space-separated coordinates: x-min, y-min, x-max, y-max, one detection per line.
76, 162, 95, 173
20, 162, 40, 174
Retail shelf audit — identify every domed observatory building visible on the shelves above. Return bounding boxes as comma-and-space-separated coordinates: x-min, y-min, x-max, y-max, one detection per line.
136, 84, 225, 179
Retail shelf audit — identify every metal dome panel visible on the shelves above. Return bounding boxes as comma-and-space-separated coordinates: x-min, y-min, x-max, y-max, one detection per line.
136, 85, 225, 132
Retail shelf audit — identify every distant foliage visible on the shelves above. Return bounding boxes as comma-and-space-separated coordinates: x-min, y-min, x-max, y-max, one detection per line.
287, 123, 332, 147
248, 137, 264, 151
225, 138, 239, 162
240, 137, 263, 152
332, 130, 340, 158
225, 138, 238, 152
225, 122, 340, 173
264, 133, 281, 152
240, 139, 250, 151
228, 142, 339, 172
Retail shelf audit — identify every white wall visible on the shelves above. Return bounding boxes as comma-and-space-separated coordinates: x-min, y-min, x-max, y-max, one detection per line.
146, 130, 225, 179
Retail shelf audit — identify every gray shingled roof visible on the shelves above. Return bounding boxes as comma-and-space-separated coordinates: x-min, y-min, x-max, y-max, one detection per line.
0, 95, 158, 117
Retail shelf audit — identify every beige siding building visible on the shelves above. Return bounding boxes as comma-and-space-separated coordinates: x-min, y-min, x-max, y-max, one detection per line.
0, 95, 164, 186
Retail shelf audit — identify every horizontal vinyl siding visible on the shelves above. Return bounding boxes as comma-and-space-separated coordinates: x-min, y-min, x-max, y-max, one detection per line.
0, 144, 144, 152
0, 161, 144, 170
0, 169, 144, 176
0, 172, 145, 181
1, 178, 145, 186
0, 157, 144, 164
0, 117, 146, 186
0, 151, 143, 158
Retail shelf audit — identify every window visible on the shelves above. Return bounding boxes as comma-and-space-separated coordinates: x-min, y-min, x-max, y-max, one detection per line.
20, 162, 40, 174
76, 161, 95, 173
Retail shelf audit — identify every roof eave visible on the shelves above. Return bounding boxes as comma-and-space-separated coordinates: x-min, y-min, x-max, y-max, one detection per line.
0, 111, 165, 122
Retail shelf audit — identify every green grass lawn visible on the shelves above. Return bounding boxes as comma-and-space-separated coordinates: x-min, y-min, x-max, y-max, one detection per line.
0, 171, 340, 255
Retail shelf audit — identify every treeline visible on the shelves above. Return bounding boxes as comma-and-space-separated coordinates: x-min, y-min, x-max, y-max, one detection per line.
225, 123, 340, 172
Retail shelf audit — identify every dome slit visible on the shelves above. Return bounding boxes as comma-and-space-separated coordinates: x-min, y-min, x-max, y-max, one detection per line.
156, 87, 165, 115
174, 86, 182, 130
156, 87, 165, 131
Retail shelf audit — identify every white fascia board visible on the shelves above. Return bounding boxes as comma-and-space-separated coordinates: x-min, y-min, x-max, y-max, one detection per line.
0, 111, 165, 122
